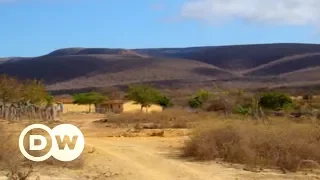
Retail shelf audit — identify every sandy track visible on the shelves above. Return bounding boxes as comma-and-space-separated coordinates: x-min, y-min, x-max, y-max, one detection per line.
85, 137, 319, 180
1, 118, 318, 180
86, 137, 234, 180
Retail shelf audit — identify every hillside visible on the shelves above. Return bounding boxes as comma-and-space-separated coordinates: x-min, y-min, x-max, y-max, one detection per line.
0, 43, 320, 91
0, 52, 235, 90
279, 66, 320, 82
45, 56, 236, 90
46, 48, 147, 57
243, 53, 320, 76
135, 43, 320, 71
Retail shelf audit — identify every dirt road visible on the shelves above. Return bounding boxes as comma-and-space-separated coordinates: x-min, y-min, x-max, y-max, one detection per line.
85, 137, 318, 180
1, 117, 318, 180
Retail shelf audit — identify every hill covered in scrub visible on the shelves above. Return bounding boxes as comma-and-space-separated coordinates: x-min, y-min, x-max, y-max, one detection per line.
0, 43, 319, 91
135, 43, 320, 71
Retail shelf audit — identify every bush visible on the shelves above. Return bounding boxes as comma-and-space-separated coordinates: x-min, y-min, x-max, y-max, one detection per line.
188, 97, 202, 109
233, 105, 250, 115
259, 92, 293, 111
183, 120, 320, 172
203, 89, 254, 116
156, 95, 173, 108
196, 89, 211, 103
0, 125, 38, 179
188, 89, 211, 109
205, 98, 232, 114
303, 94, 313, 101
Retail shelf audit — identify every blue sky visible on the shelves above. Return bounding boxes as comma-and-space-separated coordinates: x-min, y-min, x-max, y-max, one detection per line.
1, 0, 319, 57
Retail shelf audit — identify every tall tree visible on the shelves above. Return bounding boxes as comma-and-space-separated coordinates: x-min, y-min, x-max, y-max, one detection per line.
0, 75, 55, 120
22, 79, 48, 105
73, 92, 107, 112
0, 75, 22, 105
127, 85, 160, 112
0, 75, 22, 119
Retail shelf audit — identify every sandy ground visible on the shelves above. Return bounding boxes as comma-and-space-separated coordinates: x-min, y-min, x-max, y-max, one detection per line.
0, 114, 319, 180
81, 137, 319, 180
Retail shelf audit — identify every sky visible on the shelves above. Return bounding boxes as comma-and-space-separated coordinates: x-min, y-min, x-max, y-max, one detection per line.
1, 0, 320, 57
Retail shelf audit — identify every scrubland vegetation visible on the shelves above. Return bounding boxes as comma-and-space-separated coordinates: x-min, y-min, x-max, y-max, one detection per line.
0, 73, 319, 177
103, 85, 320, 173
0, 75, 55, 121
104, 108, 212, 129
184, 120, 320, 172
182, 89, 320, 172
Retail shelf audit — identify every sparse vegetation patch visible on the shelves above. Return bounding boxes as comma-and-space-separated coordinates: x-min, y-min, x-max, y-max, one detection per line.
183, 120, 320, 172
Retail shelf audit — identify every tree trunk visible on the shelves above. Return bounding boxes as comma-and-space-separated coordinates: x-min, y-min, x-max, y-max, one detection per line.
2, 102, 6, 119
89, 104, 92, 113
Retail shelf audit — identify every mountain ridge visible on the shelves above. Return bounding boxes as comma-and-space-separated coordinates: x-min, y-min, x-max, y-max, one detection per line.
0, 43, 319, 91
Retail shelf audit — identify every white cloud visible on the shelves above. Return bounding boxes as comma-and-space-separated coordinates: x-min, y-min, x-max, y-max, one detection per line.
181, 0, 320, 26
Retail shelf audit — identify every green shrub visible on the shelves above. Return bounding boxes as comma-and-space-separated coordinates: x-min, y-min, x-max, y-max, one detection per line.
233, 105, 250, 115
196, 89, 211, 103
188, 89, 211, 109
188, 97, 202, 109
156, 95, 173, 108
259, 92, 293, 111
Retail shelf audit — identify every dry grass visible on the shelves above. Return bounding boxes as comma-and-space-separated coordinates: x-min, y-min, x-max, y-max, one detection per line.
103, 108, 215, 129
0, 126, 35, 180
0, 124, 86, 180
42, 155, 85, 170
25, 128, 86, 170
61, 112, 105, 121
183, 119, 320, 172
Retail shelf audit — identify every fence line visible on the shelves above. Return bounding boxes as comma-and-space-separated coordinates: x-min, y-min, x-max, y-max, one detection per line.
0, 104, 60, 121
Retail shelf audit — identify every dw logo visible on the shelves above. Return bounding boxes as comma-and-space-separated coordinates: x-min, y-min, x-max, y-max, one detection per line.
19, 124, 85, 162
